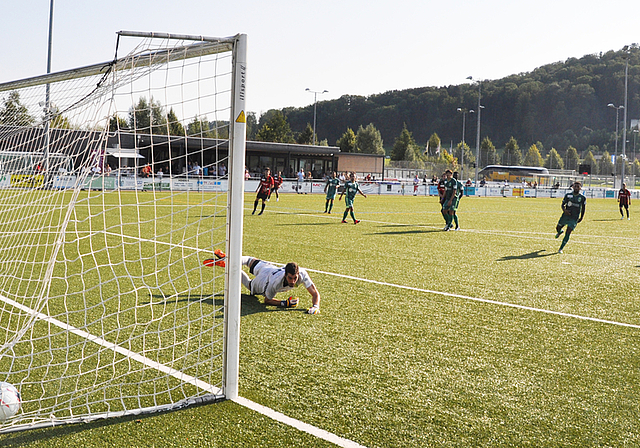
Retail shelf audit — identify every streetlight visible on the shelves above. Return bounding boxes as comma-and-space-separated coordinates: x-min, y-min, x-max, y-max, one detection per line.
621, 45, 631, 187
467, 76, 484, 186
608, 103, 624, 184
305, 88, 328, 145
44, 0, 55, 186
633, 129, 639, 164
457, 108, 474, 180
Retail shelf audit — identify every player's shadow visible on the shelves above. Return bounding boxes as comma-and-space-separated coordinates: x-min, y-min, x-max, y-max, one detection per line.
154, 293, 294, 316
592, 219, 622, 222
498, 249, 557, 261
278, 221, 335, 226
374, 224, 442, 235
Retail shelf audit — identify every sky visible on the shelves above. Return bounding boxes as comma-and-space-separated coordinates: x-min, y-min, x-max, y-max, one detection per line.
2, 0, 640, 118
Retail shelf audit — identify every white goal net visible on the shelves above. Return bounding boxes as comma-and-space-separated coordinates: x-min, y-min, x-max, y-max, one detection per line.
0, 31, 246, 432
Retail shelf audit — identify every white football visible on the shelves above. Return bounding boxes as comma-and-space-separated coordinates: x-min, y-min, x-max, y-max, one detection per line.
0, 382, 21, 422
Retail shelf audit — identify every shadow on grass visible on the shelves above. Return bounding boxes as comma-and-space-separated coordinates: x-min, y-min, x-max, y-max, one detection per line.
498, 249, 558, 261
373, 224, 443, 235
592, 219, 623, 222
277, 221, 335, 226
0, 397, 222, 447
153, 293, 294, 316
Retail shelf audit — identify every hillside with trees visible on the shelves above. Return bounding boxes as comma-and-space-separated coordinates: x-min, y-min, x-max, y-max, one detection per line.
253, 46, 640, 175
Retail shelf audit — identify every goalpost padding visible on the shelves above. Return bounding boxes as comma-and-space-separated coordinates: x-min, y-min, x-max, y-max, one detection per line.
0, 31, 246, 432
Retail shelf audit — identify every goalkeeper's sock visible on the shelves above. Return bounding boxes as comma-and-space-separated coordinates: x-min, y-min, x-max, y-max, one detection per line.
453, 214, 459, 228
559, 233, 570, 251
343, 210, 349, 221
328, 202, 333, 213
324, 200, 329, 212
350, 210, 356, 222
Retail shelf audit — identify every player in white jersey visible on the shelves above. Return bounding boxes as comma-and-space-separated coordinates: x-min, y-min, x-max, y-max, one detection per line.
242, 256, 321, 314
210, 251, 321, 314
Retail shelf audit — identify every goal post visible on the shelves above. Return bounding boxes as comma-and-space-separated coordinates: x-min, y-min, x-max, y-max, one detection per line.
0, 31, 246, 432
224, 33, 247, 402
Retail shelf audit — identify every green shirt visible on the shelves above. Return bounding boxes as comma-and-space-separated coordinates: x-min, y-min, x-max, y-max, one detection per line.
444, 178, 460, 202
344, 181, 361, 201
562, 192, 586, 219
325, 178, 340, 196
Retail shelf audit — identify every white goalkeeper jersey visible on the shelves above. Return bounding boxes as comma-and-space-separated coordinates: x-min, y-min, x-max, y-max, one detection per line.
250, 262, 314, 300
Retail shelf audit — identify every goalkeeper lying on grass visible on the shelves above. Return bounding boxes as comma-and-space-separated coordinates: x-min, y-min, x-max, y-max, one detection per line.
207, 250, 321, 314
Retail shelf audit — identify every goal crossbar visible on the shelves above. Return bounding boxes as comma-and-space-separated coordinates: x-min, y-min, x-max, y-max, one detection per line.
0, 34, 237, 93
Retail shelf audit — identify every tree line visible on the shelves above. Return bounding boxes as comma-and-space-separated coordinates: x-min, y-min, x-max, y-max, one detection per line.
249, 46, 640, 176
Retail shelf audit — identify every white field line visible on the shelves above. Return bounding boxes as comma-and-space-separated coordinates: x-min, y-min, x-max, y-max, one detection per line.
0, 291, 367, 447
304, 266, 640, 329
233, 397, 367, 448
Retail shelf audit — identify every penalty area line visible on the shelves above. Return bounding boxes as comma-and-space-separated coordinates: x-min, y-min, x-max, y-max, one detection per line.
304, 268, 640, 330
233, 397, 368, 448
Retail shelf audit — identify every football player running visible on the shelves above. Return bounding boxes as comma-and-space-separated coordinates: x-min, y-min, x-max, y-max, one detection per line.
252, 167, 274, 215
555, 181, 586, 253
339, 172, 367, 224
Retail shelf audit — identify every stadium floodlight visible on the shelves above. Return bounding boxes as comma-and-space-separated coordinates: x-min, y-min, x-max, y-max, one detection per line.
621, 46, 631, 186
608, 103, 624, 184
0, 31, 247, 432
457, 108, 474, 180
467, 77, 484, 186
305, 88, 328, 145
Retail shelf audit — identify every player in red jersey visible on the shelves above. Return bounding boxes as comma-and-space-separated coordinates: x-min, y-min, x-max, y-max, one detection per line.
269, 171, 283, 202
252, 167, 274, 215
618, 182, 631, 220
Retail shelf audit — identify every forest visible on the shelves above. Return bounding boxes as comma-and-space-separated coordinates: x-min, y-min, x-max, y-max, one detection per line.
252, 46, 640, 174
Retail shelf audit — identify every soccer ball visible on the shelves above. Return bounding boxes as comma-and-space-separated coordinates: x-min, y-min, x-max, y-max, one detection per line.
0, 382, 21, 422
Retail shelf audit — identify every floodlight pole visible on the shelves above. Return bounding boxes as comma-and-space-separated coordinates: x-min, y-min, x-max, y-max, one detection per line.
468, 77, 483, 186
305, 88, 328, 145
608, 103, 623, 187
44, 0, 54, 187
457, 108, 474, 181
621, 46, 630, 187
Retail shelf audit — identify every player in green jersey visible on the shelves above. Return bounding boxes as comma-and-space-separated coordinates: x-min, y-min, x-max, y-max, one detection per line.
555, 182, 586, 253
324, 172, 340, 213
442, 170, 462, 231
339, 172, 367, 224
451, 171, 464, 230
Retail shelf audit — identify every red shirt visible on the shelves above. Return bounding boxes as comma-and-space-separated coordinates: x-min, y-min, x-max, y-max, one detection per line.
259, 175, 274, 195
273, 175, 283, 188
619, 188, 631, 205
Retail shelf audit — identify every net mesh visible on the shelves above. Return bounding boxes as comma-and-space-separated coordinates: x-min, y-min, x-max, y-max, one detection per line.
0, 33, 236, 430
